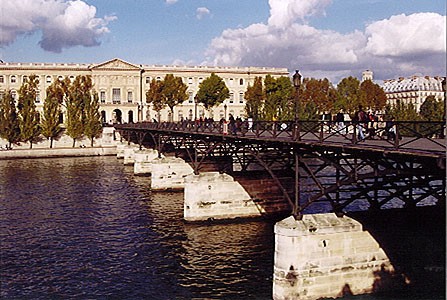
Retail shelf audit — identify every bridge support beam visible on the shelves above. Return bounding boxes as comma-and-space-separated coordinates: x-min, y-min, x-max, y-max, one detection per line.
151, 157, 194, 191
273, 213, 400, 300
123, 144, 141, 166
184, 172, 265, 221
133, 149, 161, 175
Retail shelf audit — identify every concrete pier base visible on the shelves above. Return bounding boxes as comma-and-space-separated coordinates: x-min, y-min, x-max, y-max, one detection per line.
184, 172, 265, 222
133, 149, 161, 175
123, 145, 140, 165
116, 143, 128, 159
273, 213, 396, 300
150, 157, 194, 191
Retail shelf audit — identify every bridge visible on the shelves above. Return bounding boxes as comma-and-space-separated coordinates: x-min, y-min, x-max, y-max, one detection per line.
115, 119, 446, 218
114, 119, 445, 300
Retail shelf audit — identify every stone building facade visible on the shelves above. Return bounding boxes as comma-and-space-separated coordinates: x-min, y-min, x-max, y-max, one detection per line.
381, 75, 445, 113
0, 58, 289, 123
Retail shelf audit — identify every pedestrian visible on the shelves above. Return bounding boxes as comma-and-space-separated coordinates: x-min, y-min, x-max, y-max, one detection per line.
336, 109, 345, 134
354, 105, 367, 141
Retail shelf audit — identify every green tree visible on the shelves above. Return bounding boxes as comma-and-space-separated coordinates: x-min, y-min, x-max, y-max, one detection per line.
262, 75, 294, 121
146, 78, 165, 122
0, 90, 21, 148
41, 79, 64, 148
244, 76, 264, 121
65, 75, 93, 147
84, 92, 103, 147
196, 73, 229, 112
337, 76, 361, 114
359, 79, 387, 112
385, 101, 420, 121
162, 74, 188, 121
419, 95, 444, 121
18, 74, 41, 148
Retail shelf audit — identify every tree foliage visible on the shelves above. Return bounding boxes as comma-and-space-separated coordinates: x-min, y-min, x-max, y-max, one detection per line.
244, 76, 264, 121
336, 76, 361, 114
385, 101, 420, 121
300, 78, 337, 114
18, 74, 41, 148
419, 95, 444, 121
42, 79, 64, 148
262, 75, 294, 121
196, 73, 229, 111
146, 78, 165, 121
359, 79, 387, 112
84, 91, 103, 146
162, 74, 188, 119
0, 90, 21, 147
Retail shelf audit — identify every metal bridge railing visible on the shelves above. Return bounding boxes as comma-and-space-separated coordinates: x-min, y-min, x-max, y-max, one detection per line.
116, 120, 446, 155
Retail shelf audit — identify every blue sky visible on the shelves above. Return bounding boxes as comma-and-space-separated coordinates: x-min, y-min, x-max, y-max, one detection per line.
1, 0, 445, 83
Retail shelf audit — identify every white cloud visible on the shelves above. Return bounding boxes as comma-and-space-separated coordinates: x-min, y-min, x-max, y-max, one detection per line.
166, 0, 178, 5
205, 0, 446, 83
196, 7, 211, 20
0, 0, 116, 53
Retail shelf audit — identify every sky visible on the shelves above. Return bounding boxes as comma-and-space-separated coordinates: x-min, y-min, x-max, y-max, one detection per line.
0, 0, 446, 84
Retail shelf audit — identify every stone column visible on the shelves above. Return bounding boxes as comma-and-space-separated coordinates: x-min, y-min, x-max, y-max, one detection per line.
273, 213, 398, 300
133, 149, 161, 175
150, 157, 194, 191
184, 172, 265, 222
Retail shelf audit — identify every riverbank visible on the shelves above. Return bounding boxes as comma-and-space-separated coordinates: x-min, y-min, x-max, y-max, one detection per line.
0, 146, 117, 160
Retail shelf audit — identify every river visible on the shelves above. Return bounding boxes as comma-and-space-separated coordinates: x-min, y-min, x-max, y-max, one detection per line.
0, 157, 444, 299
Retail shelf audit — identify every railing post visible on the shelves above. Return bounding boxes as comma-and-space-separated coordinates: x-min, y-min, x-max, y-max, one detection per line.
319, 122, 324, 142
394, 123, 400, 149
352, 123, 357, 144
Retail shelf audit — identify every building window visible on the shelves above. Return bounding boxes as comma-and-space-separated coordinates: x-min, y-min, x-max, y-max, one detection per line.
239, 92, 244, 103
146, 77, 151, 84
100, 91, 106, 103
188, 77, 193, 85
188, 91, 193, 103
127, 91, 133, 103
46, 76, 52, 84
0, 76, 4, 84
69, 76, 75, 82
11, 90, 17, 100
229, 92, 234, 103
11, 76, 16, 84
23, 76, 28, 83
229, 78, 234, 86
239, 78, 244, 85
198, 77, 203, 84
58, 76, 63, 81
112, 88, 121, 104
0, 91, 4, 100
35, 91, 40, 103
156, 76, 161, 81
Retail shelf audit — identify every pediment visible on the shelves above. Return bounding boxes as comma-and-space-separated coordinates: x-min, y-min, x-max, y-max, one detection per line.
91, 58, 141, 70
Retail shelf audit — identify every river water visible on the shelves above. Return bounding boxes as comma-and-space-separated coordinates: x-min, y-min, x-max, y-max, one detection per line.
0, 157, 444, 299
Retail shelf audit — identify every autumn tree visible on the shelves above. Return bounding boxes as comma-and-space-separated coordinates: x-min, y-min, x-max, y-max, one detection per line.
300, 78, 337, 115
146, 78, 165, 122
244, 76, 264, 121
359, 79, 387, 112
41, 79, 64, 148
196, 73, 229, 113
18, 74, 41, 148
0, 90, 21, 148
162, 74, 188, 121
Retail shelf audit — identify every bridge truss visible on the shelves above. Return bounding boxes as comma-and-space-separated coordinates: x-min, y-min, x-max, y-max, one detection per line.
116, 120, 446, 218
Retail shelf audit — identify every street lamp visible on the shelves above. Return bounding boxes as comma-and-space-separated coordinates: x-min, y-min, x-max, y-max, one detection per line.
292, 70, 302, 122
194, 95, 198, 121
224, 103, 227, 120
442, 77, 446, 122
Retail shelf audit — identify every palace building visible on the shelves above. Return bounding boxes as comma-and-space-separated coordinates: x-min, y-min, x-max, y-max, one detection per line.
0, 58, 289, 123
381, 75, 445, 112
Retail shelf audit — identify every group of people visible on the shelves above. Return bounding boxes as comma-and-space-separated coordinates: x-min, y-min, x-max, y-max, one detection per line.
353, 106, 397, 141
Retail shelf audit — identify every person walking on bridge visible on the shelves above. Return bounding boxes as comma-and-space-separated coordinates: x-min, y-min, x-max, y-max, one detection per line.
354, 105, 367, 141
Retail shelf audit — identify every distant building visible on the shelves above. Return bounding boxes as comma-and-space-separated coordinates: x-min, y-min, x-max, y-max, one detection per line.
381, 75, 445, 112
361, 70, 373, 82
0, 58, 289, 123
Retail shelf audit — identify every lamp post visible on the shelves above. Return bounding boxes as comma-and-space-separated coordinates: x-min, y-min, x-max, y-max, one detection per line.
194, 95, 198, 121
292, 70, 302, 122
224, 103, 227, 120
442, 77, 446, 122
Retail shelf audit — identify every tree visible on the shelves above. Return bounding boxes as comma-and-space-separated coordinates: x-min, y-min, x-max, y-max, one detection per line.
146, 78, 165, 122
65, 75, 93, 147
196, 73, 229, 112
0, 90, 21, 148
359, 79, 387, 112
18, 74, 41, 148
419, 95, 444, 121
385, 101, 420, 121
83, 91, 103, 147
300, 78, 337, 115
41, 79, 64, 148
337, 76, 361, 114
261, 75, 294, 121
244, 76, 264, 121
162, 74, 188, 121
